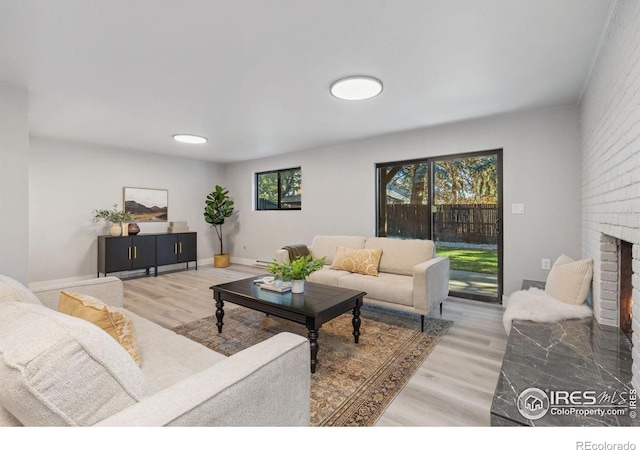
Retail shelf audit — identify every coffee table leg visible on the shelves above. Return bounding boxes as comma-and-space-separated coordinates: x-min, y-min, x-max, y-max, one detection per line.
308, 328, 319, 373
352, 304, 361, 344
215, 296, 224, 333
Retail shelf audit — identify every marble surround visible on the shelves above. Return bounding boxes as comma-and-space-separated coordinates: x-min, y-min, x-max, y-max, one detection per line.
491, 318, 638, 426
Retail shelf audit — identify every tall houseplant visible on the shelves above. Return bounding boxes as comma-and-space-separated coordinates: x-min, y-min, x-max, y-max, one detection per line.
204, 185, 235, 268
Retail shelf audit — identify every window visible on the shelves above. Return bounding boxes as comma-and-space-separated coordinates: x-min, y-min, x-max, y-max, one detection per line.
256, 167, 301, 210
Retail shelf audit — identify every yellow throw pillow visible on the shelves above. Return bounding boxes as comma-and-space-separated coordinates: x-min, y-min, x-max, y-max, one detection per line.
330, 246, 383, 276
59, 291, 141, 365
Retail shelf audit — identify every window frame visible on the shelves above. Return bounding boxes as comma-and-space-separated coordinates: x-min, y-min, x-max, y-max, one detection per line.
255, 166, 302, 211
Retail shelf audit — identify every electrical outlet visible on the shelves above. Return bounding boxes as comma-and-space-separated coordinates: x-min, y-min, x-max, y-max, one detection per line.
512, 203, 525, 214
542, 258, 551, 270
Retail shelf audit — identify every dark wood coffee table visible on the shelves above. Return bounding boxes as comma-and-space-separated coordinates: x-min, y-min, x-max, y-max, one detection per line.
210, 275, 366, 373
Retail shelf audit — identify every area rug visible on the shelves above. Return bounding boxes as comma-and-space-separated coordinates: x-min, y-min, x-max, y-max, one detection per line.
172, 305, 453, 426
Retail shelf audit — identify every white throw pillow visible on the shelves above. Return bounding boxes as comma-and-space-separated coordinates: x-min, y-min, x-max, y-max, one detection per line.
545, 254, 593, 305
0, 302, 151, 426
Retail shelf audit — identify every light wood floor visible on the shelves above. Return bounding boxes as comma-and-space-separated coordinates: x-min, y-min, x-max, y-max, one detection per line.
122, 264, 508, 427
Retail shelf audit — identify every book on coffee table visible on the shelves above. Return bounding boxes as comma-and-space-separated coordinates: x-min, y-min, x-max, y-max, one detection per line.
258, 283, 292, 293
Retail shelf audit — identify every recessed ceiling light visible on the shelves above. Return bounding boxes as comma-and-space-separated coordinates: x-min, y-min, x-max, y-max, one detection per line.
330, 76, 383, 100
172, 134, 208, 144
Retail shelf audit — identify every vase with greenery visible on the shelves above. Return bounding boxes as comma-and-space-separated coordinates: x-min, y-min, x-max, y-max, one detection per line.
267, 255, 326, 293
204, 185, 235, 268
93, 204, 135, 236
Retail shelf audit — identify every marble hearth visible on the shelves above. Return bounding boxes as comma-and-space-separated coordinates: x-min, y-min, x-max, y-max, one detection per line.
491, 318, 637, 426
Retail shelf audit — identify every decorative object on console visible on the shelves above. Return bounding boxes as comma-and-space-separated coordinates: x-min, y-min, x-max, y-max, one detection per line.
168, 221, 189, 233
127, 223, 140, 235
204, 185, 235, 268
123, 187, 168, 222
267, 255, 326, 293
93, 204, 135, 236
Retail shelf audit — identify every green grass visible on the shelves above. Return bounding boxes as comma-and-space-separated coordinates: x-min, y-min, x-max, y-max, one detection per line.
435, 246, 497, 274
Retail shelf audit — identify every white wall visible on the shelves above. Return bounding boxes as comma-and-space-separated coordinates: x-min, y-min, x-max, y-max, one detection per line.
28, 137, 225, 283
579, 0, 640, 389
0, 82, 30, 284
224, 105, 582, 297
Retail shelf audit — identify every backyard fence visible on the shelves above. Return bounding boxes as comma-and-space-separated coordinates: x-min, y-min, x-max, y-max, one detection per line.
385, 203, 498, 244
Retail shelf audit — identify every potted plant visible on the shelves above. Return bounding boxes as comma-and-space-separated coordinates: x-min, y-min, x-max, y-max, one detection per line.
93, 204, 135, 236
267, 255, 326, 293
204, 185, 235, 268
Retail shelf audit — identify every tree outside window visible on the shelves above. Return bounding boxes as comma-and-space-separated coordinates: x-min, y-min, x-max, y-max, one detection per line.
256, 167, 301, 210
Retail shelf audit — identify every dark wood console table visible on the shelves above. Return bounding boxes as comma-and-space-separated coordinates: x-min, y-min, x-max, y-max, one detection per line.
98, 232, 197, 277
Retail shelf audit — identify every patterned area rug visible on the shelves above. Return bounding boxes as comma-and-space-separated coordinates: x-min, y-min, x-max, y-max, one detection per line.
172, 305, 452, 426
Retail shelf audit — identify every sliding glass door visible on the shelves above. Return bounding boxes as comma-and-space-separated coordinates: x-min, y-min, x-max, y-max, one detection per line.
377, 149, 502, 303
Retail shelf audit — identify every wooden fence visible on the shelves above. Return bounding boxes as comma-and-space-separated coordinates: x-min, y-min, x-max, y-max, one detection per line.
385, 203, 498, 244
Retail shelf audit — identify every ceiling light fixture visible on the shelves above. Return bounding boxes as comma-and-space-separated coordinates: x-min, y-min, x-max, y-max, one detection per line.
172, 134, 208, 144
330, 76, 383, 100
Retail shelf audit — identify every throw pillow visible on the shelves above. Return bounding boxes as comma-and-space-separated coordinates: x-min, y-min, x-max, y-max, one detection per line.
545, 254, 594, 305
0, 301, 151, 426
59, 291, 141, 365
330, 246, 383, 276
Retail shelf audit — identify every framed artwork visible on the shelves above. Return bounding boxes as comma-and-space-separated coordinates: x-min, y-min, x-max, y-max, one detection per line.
123, 187, 168, 222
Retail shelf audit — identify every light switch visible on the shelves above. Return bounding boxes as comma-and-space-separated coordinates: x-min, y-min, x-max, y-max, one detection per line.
512, 203, 525, 214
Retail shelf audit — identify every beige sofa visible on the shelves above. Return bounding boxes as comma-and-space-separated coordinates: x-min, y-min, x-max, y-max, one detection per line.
0, 274, 310, 426
275, 235, 450, 330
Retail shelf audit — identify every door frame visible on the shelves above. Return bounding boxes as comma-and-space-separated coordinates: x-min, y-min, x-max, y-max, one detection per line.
375, 148, 503, 304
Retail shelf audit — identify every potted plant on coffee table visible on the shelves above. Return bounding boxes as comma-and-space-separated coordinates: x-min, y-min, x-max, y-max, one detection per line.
267, 255, 326, 293
204, 185, 235, 268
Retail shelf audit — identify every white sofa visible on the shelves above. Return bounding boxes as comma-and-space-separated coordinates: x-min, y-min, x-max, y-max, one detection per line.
275, 235, 450, 330
0, 274, 310, 427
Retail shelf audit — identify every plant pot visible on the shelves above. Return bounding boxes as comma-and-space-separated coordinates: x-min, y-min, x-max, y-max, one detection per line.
291, 279, 305, 293
214, 253, 230, 268
110, 223, 122, 236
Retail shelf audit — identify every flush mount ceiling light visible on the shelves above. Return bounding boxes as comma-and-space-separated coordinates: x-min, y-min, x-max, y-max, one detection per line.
330, 76, 383, 100
172, 134, 208, 144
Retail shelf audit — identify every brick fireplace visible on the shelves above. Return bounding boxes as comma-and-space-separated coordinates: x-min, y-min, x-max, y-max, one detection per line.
580, 1, 640, 392
595, 235, 639, 390
598, 235, 636, 338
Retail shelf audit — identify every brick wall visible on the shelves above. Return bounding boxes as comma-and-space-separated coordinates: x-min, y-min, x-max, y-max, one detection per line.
580, 0, 640, 390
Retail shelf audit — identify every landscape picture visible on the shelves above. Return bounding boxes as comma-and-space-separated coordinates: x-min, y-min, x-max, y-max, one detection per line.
123, 187, 168, 222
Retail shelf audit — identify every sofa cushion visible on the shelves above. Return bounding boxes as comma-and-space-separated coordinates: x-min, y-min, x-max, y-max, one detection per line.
330, 246, 383, 276
364, 237, 434, 276
338, 272, 414, 307
309, 235, 366, 264
0, 302, 151, 426
307, 266, 352, 286
59, 291, 141, 365
127, 310, 226, 392
0, 274, 42, 306
545, 254, 593, 305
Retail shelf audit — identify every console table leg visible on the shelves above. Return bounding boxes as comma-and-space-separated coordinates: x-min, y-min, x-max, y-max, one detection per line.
215, 296, 224, 333
352, 305, 361, 344
308, 328, 319, 373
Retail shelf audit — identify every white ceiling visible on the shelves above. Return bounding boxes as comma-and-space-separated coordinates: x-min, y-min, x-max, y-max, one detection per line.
0, 0, 614, 163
